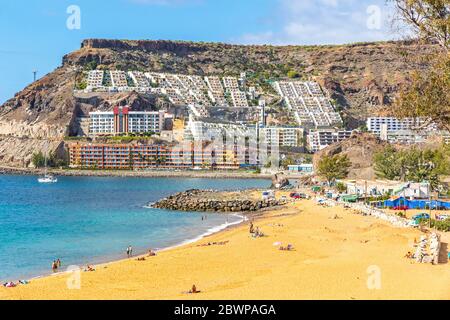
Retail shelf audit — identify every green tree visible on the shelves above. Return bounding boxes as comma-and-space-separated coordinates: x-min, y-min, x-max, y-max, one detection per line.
32, 151, 46, 168
373, 145, 403, 180
281, 156, 296, 169
395, 56, 450, 131
287, 70, 300, 79
392, 0, 450, 130
392, 0, 449, 50
336, 182, 347, 193
317, 154, 351, 185
373, 146, 450, 190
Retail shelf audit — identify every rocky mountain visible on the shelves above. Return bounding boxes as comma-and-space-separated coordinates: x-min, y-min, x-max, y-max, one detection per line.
313, 132, 390, 181
0, 39, 437, 168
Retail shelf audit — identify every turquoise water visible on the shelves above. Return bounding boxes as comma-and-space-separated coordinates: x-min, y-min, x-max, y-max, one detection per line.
0, 175, 269, 282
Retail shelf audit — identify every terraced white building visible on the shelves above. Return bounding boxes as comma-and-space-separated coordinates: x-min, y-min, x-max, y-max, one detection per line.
87, 70, 104, 89
274, 81, 343, 129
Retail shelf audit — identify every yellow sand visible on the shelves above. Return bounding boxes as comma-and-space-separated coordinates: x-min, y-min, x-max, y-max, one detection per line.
1, 200, 449, 300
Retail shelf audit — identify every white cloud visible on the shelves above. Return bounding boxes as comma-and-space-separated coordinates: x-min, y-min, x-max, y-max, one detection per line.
234, 0, 396, 45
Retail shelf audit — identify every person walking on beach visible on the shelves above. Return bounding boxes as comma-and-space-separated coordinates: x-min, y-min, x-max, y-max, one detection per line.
56, 258, 61, 268
126, 246, 130, 258
52, 260, 57, 273
126, 245, 133, 258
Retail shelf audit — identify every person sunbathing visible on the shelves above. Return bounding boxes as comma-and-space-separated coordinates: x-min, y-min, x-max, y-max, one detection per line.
85, 265, 95, 272
279, 244, 294, 251
189, 284, 200, 294
148, 250, 156, 257
137, 257, 146, 261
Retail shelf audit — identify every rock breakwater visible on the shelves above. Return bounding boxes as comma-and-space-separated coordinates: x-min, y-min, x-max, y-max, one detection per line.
152, 189, 285, 213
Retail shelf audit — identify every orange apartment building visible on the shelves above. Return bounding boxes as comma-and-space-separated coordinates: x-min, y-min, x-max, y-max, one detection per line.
68, 142, 248, 170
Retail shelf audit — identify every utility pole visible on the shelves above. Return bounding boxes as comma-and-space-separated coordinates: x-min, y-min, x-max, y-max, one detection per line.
33, 70, 38, 82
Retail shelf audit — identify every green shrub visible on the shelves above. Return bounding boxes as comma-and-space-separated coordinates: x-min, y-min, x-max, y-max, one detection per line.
430, 219, 450, 232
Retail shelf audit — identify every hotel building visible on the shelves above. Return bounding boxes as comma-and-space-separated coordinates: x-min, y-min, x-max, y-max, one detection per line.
307, 129, 353, 153
89, 106, 167, 135
366, 117, 442, 144
68, 142, 243, 170
262, 127, 304, 147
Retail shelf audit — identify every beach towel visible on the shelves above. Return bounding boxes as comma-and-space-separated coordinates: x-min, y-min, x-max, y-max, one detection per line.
3, 282, 16, 288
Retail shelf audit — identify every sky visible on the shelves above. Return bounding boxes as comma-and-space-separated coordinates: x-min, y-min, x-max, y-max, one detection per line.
0, 0, 397, 104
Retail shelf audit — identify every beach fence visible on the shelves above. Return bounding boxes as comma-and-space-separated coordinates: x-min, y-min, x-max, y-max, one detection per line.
323, 199, 411, 228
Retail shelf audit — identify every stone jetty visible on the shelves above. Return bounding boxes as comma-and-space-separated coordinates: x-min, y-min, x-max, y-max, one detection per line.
152, 189, 285, 213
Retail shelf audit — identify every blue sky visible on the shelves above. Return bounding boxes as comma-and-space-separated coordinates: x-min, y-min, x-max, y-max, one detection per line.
0, 0, 396, 104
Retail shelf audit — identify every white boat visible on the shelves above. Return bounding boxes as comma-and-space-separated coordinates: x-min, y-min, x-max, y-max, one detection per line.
38, 174, 58, 184
38, 146, 58, 184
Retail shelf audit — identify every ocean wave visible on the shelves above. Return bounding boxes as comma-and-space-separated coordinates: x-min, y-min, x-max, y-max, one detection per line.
159, 214, 247, 251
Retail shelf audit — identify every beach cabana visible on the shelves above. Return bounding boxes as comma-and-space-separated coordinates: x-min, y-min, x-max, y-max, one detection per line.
342, 195, 358, 203
383, 197, 450, 210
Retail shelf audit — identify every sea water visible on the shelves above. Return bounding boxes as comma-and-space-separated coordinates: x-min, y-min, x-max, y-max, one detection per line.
0, 175, 269, 281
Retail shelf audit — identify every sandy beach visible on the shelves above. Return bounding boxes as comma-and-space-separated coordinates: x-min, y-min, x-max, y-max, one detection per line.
1, 198, 449, 300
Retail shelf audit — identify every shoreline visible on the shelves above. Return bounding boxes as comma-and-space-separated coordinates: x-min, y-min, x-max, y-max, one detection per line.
2, 197, 448, 300
0, 166, 275, 179
21, 212, 250, 284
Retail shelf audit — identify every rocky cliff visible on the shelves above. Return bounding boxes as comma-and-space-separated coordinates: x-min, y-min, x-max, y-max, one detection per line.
0, 39, 437, 167
313, 132, 390, 180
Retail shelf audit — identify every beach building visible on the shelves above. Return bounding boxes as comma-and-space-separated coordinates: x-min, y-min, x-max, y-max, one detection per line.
380, 197, 450, 210
307, 129, 353, 153
343, 180, 431, 199
89, 106, 168, 135
68, 142, 244, 170
287, 164, 314, 174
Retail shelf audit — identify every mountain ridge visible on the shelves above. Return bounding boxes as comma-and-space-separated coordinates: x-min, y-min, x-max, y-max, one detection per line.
0, 39, 438, 167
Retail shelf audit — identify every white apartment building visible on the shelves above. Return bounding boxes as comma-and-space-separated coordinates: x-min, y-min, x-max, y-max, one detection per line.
262, 127, 304, 147
223, 77, 239, 91
110, 70, 129, 88
307, 130, 353, 153
230, 90, 249, 108
274, 80, 343, 128
205, 76, 225, 94
83, 70, 250, 108
366, 117, 436, 135
128, 111, 166, 134
87, 70, 104, 89
89, 112, 115, 134
89, 109, 166, 135
186, 117, 255, 142
367, 117, 441, 144
128, 71, 150, 88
